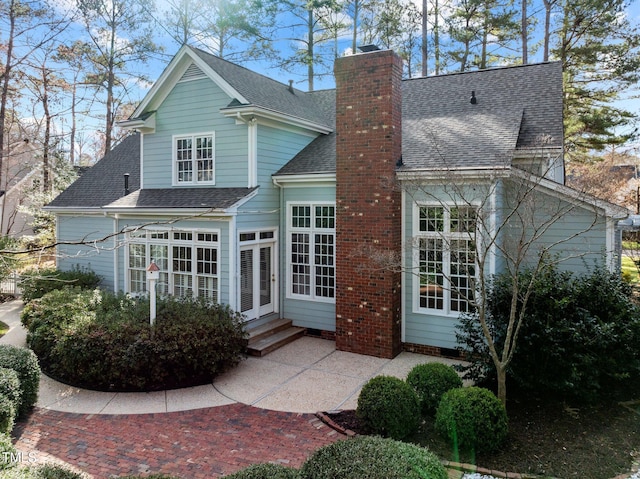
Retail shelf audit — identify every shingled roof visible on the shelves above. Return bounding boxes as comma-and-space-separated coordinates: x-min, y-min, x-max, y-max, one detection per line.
276, 61, 564, 176
47, 134, 141, 209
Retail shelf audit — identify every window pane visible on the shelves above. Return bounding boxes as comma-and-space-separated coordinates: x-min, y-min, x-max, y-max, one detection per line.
129, 244, 146, 269
176, 138, 193, 182
292, 205, 311, 228
291, 233, 310, 295
173, 246, 192, 272
420, 206, 444, 232
314, 234, 335, 298
451, 207, 477, 233
315, 206, 335, 229
419, 238, 444, 310
450, 239, 475, 312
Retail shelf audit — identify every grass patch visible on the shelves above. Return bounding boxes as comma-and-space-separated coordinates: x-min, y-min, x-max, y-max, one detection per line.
622, 255, 640, 284
0, 322, 8, 339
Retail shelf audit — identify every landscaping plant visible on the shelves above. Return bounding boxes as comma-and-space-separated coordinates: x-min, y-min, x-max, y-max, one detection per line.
0, 345, 40, 416
0, 433, 16, 471
457, 265, 640, 403
406, 362, 462, 416
300, 435, 447, 479
223, 463, 300, 478
23, 289, 247, 391
19, 267, 101, 303
434, 386, 508, 454
356, 375, 421, 440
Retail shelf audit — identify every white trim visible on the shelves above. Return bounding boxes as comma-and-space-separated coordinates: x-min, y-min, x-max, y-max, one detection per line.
172, 132, 216, 186
229, 215, 237, 311
139, 134, 144, 189
248, 119, 258, 188
272, 173, 335, 188
222, 105, 333, 135
285, 201, 336, 304
113, 216, 119, 292
401, 188, 407, 343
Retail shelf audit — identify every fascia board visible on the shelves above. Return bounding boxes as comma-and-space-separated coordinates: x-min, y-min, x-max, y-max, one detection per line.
222, 106, 333, 135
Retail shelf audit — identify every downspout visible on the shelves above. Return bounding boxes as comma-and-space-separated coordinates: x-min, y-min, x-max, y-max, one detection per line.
401, 187, 406, 343
272, 176, 285, 320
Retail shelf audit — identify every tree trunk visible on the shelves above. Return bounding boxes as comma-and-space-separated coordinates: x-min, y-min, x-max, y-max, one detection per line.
434, 0, 440, 74
496, 364, 507, 406
307, 8, 314, 91
521, 0, 528, 63
543, 0, 551, 61
422, 0, 428, 76
352, 0, 359, 53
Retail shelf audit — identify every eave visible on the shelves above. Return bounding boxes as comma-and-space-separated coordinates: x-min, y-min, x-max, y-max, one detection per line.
222, 105, 333, 135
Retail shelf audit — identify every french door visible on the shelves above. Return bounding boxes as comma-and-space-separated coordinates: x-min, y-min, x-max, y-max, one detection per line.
240, 243, 275, 320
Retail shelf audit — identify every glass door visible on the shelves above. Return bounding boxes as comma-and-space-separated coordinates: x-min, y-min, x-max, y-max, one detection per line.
240, 243, 274, 320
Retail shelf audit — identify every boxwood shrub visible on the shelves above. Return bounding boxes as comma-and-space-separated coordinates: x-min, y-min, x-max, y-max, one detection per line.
0, 433, 16, 471
0, 368, 22, 411
19, 267, 101, 304
300, 436, 447, 479
356, 375, 420, 440
24, 288, 247, 391
406, 362, 462, 416
435, 386, 508, 454
223, 463, 300, 478
0, 395, 14, 435
0, 345, 40, 416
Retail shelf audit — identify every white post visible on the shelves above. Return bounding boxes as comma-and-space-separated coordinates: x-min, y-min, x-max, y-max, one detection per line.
146, 261, 160, 327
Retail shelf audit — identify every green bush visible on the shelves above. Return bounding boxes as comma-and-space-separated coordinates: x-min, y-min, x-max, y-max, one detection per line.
24, 289, 247, 391
457, 265, 640, 403
406, 362, 462, 416
0, 433, 17, 471
0, 346, 40, 416
435, 386, 508, 454
356, 375, 420, 440
223, 463, 299, 478
19, 267, 101, 304
0, 395, 15, 435
31, 464, 86, 479
300, 435, 447, 479
0, 368, 22, 411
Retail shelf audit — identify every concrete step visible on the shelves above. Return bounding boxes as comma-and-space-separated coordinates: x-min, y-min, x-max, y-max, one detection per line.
246, 319, 306, 357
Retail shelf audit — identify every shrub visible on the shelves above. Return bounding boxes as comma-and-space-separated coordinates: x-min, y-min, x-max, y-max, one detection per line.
0, 433, 17, 471
457, 265, 640, 403
300, 435, 447, 479
0, 395, 15, 435
24, 289, 247, 391
223, 463, 299, 478
406, 362, 462, 416
435, 386, 508, 454
356, 375, 420, 440
19, 267, 101, 304
0, 368, 22, 411
0, 345, 40, 416
31, 464, 86, 479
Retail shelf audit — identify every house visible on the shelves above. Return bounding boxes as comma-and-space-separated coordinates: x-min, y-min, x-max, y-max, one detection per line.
46, 46, 629, 359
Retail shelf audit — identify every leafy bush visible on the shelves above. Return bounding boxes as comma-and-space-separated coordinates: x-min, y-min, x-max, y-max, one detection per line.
24, 289, 247, 391
0, 345, 40, 416
356, 375, 420, 440
223, 463, 299, 478
406, 362, 462, 416
0, 396, 15, 435
457, 265, 640, 403
435, 386, 508, 454
0, 368, 22, 411
0, 464, 88, 479
0, 433, 17, 471
19, 267, 101, 304
300, 435, 447, 479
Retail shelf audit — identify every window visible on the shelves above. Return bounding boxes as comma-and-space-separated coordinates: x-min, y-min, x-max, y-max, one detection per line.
416, 205, 477, 314
127, 229, 219, 301
174, 133, 214, 184
288, 203, 335, 301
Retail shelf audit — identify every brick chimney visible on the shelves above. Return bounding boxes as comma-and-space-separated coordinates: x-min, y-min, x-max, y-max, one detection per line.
334, 49, 403, 359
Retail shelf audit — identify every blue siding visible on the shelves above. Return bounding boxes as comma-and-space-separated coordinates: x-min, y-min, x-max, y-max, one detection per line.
56, 214, 117, 290
142, 77, 248, 189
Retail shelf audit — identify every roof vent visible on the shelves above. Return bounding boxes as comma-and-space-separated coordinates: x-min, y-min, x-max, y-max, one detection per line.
123, 173, 130, 196
470, 91, 477, 105
288, 80, 295, 94
358, 44, 381, 53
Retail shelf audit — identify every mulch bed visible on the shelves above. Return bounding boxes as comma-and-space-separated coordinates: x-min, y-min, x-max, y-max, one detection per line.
326, 398, 640, 479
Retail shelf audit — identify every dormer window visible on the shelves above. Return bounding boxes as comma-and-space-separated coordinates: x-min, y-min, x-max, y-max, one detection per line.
173, 132, 215, 184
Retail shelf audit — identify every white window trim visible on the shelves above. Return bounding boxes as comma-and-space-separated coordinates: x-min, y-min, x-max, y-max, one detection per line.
172, 132, 215, 186
125, 227, 221, 301
412, 202, 479, 317
286, 201, 336, 304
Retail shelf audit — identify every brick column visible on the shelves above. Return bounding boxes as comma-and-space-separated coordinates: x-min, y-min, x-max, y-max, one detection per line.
334, 50, 403, 359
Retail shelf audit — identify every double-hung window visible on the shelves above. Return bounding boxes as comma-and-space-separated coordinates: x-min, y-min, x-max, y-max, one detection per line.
288, 203, 335, 301
415, 205, 477, 314
127, 229, 219, 301
174, 133, 214, 184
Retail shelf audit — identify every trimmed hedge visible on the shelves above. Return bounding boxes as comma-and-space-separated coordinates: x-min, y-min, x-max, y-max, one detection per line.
0, 433, 17, 471
0, 346, 40, 416
223, 463, 300, 478
0, 464, 88, 479
0, 368, 22, 412
300, 436, 447, 479
356, 375, 420, 440
24, 289, 247, 391
0, 396, 15, 435
407, 362, 462, 416
19, 267, 101, 304
435, 386, 508, 454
